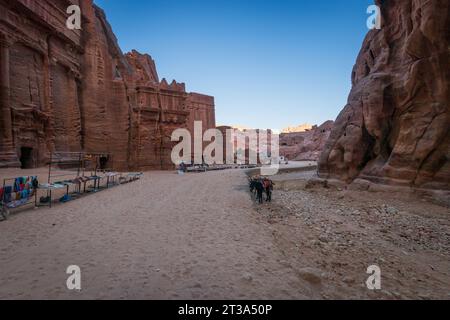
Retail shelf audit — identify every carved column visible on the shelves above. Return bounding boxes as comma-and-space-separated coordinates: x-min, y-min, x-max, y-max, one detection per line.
0, 34, 20, 167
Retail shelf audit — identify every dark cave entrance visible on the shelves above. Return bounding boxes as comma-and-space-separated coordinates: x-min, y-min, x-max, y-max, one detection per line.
20, 147, 34, 169
99, 156, 110, 170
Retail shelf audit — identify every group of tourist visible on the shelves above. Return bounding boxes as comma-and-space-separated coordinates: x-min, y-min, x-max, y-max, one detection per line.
249, 176, 275, 204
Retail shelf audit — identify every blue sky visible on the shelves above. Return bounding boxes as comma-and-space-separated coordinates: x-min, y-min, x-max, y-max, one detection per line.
95, 0, 374, 130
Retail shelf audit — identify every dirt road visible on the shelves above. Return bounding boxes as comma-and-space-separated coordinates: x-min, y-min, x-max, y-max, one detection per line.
0, 169, 311, 299
0, 167, 448, 299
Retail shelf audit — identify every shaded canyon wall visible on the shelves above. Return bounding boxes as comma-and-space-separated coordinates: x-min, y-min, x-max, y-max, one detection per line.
318, 0, 449, 191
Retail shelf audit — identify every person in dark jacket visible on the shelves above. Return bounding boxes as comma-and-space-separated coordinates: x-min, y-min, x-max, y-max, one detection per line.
249, 178, 258, 197
254, 179, 265, 204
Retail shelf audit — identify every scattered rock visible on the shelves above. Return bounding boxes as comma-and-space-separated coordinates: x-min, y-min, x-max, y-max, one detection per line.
305, 179, 329, 190
297, 268, 323, 285
383, 205, 399, 215
343, 276, 356, 285
242, 273, 253, 282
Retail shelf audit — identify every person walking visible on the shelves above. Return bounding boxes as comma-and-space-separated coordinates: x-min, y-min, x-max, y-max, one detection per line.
255, 178, 265, 204
263, 178, 274, 202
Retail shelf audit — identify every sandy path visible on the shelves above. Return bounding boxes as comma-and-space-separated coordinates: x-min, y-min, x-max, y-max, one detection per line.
0, 169, 310, 300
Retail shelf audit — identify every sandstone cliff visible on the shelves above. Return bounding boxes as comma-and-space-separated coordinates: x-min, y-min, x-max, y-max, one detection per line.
280, 121, 333, 161
319, 0, 449, 191
0, 0, 215, 170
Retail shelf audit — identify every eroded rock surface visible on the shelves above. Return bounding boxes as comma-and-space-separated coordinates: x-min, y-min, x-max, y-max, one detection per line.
0, 0, 215, 170
280, 121, 333, 161
318, 0, 450, 191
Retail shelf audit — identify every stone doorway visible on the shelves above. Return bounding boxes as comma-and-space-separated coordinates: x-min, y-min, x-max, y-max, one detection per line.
99, 156, 110, 170
20, 147, 34, 169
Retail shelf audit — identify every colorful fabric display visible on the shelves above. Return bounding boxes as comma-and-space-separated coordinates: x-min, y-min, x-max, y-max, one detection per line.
6, 199, 28, 209
14, 178, 21, 192
1, 176, 37, 206
13, 177, 31, 192
21, 190, 30, 199
3, 188, 11, 202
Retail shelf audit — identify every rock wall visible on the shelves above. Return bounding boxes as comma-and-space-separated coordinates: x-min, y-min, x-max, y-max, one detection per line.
319, 0, 449, 191
280, 121, 333, 161
0, 0, 216, 171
